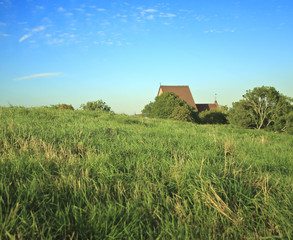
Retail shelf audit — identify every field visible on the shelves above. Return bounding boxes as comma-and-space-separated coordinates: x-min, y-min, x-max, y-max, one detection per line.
0, 107, 293, 239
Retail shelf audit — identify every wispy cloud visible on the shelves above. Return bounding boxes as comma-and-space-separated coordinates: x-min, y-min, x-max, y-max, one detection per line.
203, 29, 235, 34
145, 9, 158, 13
160, 13, 176, 18
19, 34, 32, 42
0, 22, 6, 26
75, 8, 85, 12
194, 14, 209, 22
13, 73, 62, 81
0, 32, 9, 37
19, 26, 46, 43
48, 38, 64, 45
58, 7, 65, 12
146, 15, 155, 20
36, 6, 45, 10
32, 26, 45, 32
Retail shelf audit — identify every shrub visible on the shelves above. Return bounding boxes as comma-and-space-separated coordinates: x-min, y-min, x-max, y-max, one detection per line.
272, 111, 293, 134
80, 100, 111, 112
142, 92, 199, 122
50, 104, 74, 110
58, 104, 74, 110
169, 106, 195, 122
199, 110, 228, 124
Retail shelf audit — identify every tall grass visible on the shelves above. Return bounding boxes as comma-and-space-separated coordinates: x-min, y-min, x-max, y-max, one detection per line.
0, 107, 292, 239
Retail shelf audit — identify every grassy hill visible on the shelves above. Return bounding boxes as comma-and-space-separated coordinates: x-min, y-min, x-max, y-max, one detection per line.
0, 107, 292, 239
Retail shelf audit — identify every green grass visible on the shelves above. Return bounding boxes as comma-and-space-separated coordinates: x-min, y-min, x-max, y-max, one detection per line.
0, 107, 292, 239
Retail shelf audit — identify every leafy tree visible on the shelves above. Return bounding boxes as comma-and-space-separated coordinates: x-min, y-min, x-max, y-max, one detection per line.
228, 86, 292, 130
142, 92, 199, 122
141, 102, 154, 118
80, 100, 111, 112
272, 111, 293, 134
50, 104, 74, 110
199, 110, 228, 124
169, 106, 195, 122
58, 104, 74, 110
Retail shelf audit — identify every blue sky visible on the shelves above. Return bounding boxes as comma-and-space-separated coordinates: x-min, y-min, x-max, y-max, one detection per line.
0, 0, 292, 114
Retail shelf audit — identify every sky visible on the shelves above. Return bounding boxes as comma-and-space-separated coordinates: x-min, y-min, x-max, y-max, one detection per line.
0, 0, 293, 114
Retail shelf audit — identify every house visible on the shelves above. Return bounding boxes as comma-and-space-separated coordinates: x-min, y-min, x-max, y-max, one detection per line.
157, 85, 218, 112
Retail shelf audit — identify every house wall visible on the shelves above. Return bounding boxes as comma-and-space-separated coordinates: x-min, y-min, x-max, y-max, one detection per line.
158, 88, 163, 96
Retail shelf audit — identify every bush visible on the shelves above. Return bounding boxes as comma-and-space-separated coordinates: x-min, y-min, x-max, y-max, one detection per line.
199, 110, 228, 124
169, 106, 195, 122
80, 100, 111, 112
272, 111, 293, 134
142, 92, 199, 122
50, 104, 74, 110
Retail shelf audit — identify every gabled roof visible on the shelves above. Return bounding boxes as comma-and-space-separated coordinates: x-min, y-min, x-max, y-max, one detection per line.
158, 85, 197, 110
196, 102, 218, 112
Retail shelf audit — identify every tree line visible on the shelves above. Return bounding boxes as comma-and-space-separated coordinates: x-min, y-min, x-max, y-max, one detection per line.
141, 86, 293, 134
22, 85, 292, 134
45, 100, 111, 112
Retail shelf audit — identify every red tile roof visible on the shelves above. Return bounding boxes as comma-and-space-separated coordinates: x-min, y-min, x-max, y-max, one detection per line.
196, 102, 218, 112
158, 85, 198, 110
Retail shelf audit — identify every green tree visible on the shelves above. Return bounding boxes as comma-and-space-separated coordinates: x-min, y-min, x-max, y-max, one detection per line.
50, 104, 74, 110
199, 110, 228, 124
80, 100, 111, 112
169, 106, 195, 122
141, 102, 154, 118
141, 92, 199, 122
273, 111, 293, 134
228, 86, 292, 130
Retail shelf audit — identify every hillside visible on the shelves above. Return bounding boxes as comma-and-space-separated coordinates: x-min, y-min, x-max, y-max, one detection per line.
0, 107, 293, 239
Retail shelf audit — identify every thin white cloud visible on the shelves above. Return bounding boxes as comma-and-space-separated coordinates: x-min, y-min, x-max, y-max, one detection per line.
32, 26, 45, 32
48, 38, 64, 45
97, 31, 105, 36
13, 73, 61, 81
194, 14, 209, 22
36, 6, 45, 10
97, 8, 105, 11
146, 15, 155, 20
58, 7, 65, 12
75, 8, 85, 12
145, 9, 157, 13
19, 34, 32, 42
0, 33, 9, 37
203, 29, 235, 34
204, 29, 220, 34
18, 26, 46, 43
100, 21, 110, 26
160, 13, 176, 18
0, 22, 6, 26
